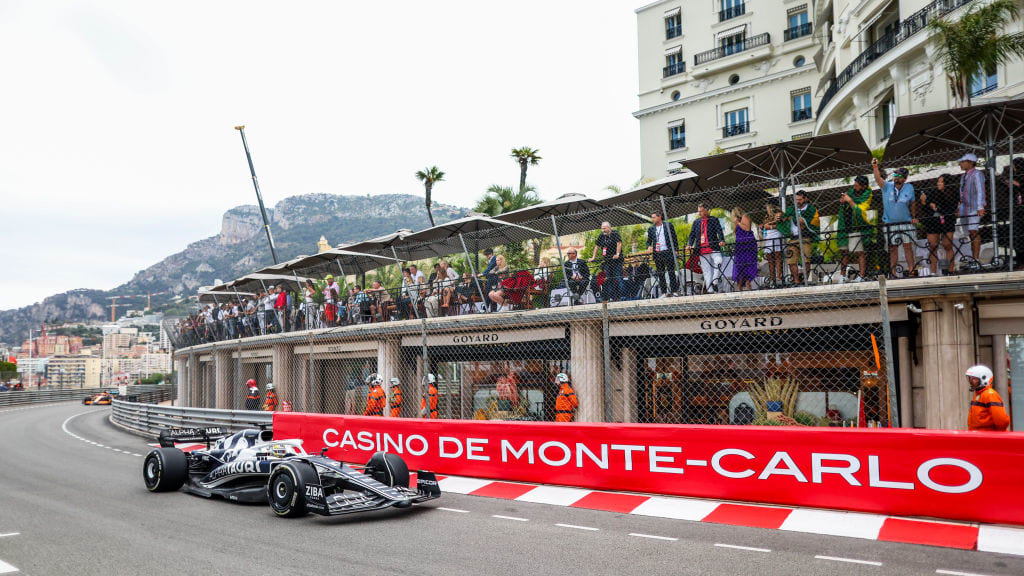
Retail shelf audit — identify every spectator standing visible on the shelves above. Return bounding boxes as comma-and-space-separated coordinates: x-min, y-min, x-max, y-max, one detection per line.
366, 280, 390, 321
262, 287, 277, 333
274, 285, 287, 332
1007, 158, 1024, 270
646, 212, 680, 296
323, 275, 340, 327
957, 152, 987, 262
351, 285, 370, 323
778, 190, 820, 285
687, 203, 725, 293
761, 199, 784, 287
965, 365, 1010, 431
303, 279, 318, 329
872, 159, 917, 278
918, 174, 958, 276
731, 207, 757, 291
837, 175, 875, 281
263, 382, 278, 411
590, 222, 623, 301
398, 267, 416, 319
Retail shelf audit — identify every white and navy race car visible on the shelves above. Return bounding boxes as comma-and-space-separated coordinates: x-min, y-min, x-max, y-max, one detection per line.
142, 427, 440, 518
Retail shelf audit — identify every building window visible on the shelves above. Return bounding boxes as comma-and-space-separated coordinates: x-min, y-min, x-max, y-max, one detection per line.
666, 13, 682, 40
794, 55, 806, 67
720, 32, 745, 56
880, 95, 896, 140
720, 0, 745, 22
671, 90, 681, 101
791, 89, 812, 122
723, 108, 749, 138
669, 123, 686, 150
785, 7, 811, 41
970, 64, 998, 97
729, 74, 740, 85
664, 50, 685, 78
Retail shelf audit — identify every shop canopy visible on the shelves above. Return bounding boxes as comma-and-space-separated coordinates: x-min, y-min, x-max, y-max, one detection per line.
496, 193, 652, 236
683, 130, 873, 195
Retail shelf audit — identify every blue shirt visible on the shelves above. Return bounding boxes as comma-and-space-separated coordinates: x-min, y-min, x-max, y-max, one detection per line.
881, 180, 915, 224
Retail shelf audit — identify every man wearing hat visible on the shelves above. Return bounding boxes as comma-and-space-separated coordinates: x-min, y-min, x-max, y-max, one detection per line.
957, 152, 987, 262
872, 158, 917, 278
837, 174, 875, 280
323, 275, 340, 327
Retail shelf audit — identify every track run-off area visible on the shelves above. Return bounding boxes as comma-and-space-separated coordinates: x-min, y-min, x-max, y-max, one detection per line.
1, 403, 1023, 576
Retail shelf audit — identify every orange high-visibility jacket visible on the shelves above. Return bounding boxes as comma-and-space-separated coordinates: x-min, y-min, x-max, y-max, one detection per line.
263, 390, 278, 411
420, 384, 438, 418
554, 382, 578, 422
390, 385, 403, 418
364, 385, 386, 416
968, 385, 1010, 431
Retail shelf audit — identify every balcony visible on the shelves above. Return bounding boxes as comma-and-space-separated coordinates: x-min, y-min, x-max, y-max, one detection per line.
694, 32, 771, 66
722, 121, 750, 138
792, 108, 812, 122
719, 3, 746, 22
784, 22, 813, 42
663, 61, 686, 78
816, 0, 972, 117
666, 24, 682, 40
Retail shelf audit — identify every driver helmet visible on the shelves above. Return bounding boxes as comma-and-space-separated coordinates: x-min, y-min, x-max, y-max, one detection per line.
266, 382, 274, 390
555, 372, 569, 384
424, 373, 436, 385
965, 365, 994, 391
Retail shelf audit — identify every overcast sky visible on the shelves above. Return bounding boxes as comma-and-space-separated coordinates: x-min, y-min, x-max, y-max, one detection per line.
0, 1, 647, 311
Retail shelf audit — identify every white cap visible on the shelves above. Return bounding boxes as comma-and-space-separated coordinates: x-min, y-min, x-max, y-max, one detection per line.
390, 377, 400, 385
958, 152, 978, 163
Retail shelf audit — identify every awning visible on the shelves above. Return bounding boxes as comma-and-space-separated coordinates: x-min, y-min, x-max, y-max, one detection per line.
882, 97, 1024, 161
496, 193, 651, 235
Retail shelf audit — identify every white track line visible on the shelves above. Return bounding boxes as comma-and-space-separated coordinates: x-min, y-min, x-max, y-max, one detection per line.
437, 507, 469, 514
815, 555, 882, 566
0, 534, 18, 538
936, 570, 992, 576
629, 533, 678, 542
0, 559, 18, 574
61, 409, 141, 460
714, 543, 771, 553
555, 523, 599, 531
492, 515, 528, 522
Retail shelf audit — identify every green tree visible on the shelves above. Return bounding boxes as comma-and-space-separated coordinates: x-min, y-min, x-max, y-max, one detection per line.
473, 184, 541, 216
414, 166, 446, 227
510, 146, 542, 193
928, 0, 1024, 106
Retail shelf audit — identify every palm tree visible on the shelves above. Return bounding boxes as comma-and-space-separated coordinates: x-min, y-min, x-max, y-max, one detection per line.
414, 166, 445, 226
474, 184, 541, 216
510, 147, 542, 193
928, 0, 1024, 107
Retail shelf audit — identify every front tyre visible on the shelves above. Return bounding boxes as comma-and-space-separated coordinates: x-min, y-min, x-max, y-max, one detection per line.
143, 448, 187, 492
267, 462, 317, 518
366, 452, 410, 488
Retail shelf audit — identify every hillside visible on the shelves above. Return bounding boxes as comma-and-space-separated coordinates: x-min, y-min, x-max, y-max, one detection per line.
0, 193, 464, 344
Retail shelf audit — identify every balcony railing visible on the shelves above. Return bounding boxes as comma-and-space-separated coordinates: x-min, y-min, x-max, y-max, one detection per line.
694, 32, 771, 65
784, 22, 813, 41
722, 121, 750, 138
792, 108, 812, 122
719, 3, 746, 22
663, 61, 686, 78
817, 0, 972, 117
971, 82, 998, 98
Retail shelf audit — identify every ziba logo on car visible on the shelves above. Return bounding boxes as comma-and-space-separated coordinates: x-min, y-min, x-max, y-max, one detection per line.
305, 485, 324, 500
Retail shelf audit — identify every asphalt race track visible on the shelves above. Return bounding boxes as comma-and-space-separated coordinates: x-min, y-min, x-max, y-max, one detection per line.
2, 403, 1023, 576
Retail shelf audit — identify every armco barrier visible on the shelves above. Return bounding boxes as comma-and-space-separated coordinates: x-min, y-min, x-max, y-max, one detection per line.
274, 413, 1024, 527
111, 399, 272, 438
0, 385, 174, 408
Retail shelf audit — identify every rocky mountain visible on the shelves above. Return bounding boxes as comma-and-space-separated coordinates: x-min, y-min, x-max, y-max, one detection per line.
0, 194, 464, 344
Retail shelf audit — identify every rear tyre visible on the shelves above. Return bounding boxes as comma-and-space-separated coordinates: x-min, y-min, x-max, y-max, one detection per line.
143, 448, 187, 492
267, 462, 317, 518
366, 452, 409, 488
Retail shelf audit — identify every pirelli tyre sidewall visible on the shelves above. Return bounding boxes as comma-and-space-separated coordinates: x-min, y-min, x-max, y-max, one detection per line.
366, 452, 410, 488
267, 461, 317, 518
143, 447, 187, 492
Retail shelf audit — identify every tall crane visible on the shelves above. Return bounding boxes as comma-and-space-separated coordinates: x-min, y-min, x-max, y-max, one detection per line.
105, 291, 168, 322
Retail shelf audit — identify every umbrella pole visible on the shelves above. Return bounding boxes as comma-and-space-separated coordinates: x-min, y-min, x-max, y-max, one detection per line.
986, 120, 1000, 268
790, 176, 808, 283
1010, 138, 1016, 271
459, 234, 487, 312
551, 215, 572, 308
659, 196, 681, 295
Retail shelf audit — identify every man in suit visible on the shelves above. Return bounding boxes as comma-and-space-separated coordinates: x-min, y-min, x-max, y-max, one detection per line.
687, 202, 725, 293
563, 248, 590, 303
646, 212, 679, 297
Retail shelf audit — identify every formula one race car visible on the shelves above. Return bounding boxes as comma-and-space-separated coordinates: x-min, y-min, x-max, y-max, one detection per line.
83, 393, 113, 405
142, 427, 440, 518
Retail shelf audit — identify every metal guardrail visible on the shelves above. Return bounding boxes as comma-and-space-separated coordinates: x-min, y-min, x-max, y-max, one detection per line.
111, 399, 273, 438
0, 385, 175, 408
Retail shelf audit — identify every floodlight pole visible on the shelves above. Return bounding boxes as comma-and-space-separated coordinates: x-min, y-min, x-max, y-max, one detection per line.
235, 126, 279, 264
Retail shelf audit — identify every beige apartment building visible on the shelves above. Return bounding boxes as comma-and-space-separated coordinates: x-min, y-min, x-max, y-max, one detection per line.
46, 355, 102, 389
636, 0, 1024, 179
635, 0, 821, 177
815, 0, 1024, 144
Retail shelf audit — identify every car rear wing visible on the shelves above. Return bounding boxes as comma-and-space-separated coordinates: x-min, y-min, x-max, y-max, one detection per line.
158, 427, 231, 448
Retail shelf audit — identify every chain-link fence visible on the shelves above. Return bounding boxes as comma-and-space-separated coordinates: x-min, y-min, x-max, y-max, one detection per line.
168, 127, 1022, 429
